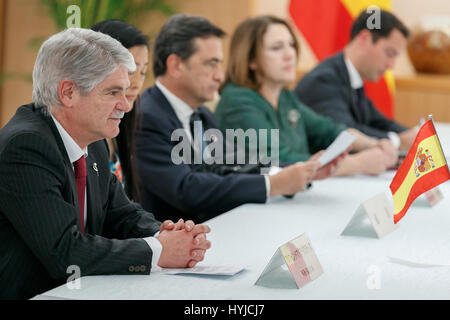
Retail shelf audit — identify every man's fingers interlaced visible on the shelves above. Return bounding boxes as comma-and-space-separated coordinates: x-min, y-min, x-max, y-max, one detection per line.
191, 224, 211, 237
183, 219, 195, 231
190, 249, 206, 261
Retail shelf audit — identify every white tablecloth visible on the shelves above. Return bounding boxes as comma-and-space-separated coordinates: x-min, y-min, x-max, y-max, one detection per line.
40, 123, 450, 300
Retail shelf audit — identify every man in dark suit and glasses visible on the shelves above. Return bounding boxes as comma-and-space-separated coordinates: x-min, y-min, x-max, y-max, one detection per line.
295, 9, 418, 153
0, 28, 211, 300
135, 14, 335, 224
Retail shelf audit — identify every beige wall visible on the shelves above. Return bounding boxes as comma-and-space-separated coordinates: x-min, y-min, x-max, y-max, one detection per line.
0, 0, 56, 127
1, 0, 450, 127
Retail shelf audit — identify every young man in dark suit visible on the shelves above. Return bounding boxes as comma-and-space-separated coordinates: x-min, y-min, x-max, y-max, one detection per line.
0, 28, 211, 300
136, 14, 342, 224
295, 9, 418, 153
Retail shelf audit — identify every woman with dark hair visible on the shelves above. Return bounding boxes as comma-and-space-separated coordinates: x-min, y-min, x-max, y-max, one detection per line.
91, 19, 149, 202
215, 15, 398, 176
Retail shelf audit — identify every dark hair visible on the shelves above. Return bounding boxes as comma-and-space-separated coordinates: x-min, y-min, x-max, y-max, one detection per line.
91, 19, 148, 202
350, 9, 409, 42
153, 14, 225, 77
91, 19, 149, 48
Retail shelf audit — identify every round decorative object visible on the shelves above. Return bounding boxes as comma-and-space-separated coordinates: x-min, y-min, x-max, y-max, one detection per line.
407, 21, 450, 74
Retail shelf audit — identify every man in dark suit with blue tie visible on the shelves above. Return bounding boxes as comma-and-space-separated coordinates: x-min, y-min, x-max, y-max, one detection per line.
294, 9, 418, 153
0, 28, 211, 299
135, 14, 336, 224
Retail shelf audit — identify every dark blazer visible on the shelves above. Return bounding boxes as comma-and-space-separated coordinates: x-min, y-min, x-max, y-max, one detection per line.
0, 104, 161, 300
135, 85, 267, 224
294, 52, 407, 139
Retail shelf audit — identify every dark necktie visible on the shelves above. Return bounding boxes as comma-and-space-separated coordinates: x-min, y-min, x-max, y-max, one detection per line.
189, 110, 207, 160
354, 87, 366, 123
73, 156, 86, 235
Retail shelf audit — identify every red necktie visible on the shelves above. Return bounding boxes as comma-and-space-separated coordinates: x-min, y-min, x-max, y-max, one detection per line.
73, 156, 86, 235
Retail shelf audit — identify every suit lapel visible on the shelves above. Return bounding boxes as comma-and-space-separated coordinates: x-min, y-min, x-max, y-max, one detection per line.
85, 148, 101, 234
36, 106, 78, 209
335, 53, 364, 123
151, 86, 185, 129
150, 86, 224, 164
36, 105, 94, 233
151, 86, 197, 163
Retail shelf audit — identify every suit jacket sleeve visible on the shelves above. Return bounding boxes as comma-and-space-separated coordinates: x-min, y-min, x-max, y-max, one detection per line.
102, 173, 161, 239
93, 140, 162, 240
135, 104, 267, 222
364, 99, 407, 136
0, 132, 160, 280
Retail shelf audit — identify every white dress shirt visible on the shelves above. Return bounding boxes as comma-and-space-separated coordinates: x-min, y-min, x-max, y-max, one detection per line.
155, 80, 271, 200
344, 57, 400, 148
156, 80, 194, 144
50, 114, 162, 269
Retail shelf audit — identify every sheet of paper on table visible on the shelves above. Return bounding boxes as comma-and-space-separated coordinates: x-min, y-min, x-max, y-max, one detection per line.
157, 265, 245, 276
316, 130, 356, 167
388, 256, 450, 268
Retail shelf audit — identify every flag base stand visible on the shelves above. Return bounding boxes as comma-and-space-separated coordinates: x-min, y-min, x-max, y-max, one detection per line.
341, 192, 398, 239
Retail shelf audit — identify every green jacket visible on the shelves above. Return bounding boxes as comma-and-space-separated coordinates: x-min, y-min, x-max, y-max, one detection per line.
215, 82, 346, 163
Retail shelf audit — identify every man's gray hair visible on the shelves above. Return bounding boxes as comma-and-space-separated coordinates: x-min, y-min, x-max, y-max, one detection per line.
32, 28, 136, 109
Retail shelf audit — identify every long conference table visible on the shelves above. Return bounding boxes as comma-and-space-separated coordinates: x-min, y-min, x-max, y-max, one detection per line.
38, 123, 450, 300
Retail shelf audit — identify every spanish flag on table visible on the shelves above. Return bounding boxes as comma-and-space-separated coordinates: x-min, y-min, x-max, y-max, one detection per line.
289, 0, 395, 118
390, 119, 450, 224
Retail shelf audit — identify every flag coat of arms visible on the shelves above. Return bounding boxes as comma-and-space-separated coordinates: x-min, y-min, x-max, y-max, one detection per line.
390, 119, 450, 223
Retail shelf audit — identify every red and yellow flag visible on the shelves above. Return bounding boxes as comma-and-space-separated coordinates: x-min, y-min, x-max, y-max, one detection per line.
390, 120, 450, 224
289, 0, 395, 118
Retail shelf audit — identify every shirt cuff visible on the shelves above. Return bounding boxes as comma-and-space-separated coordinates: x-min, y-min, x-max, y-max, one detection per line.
387, 131, 401, 148
263, 166, 284, 200
143, 235, 162, 271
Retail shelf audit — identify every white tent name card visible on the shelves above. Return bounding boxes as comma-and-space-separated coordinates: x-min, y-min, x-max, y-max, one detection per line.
255, 233, 323, 289
341, 192, 398, 239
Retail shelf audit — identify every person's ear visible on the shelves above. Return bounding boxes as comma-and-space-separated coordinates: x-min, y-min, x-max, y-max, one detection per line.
58, 79, 78, 108
166, 53, 184, 79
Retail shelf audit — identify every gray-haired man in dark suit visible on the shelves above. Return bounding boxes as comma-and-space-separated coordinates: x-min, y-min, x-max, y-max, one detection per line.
0, 28, 211, 300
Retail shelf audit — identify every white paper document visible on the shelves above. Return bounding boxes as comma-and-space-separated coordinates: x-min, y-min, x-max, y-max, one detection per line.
158, 265, 245, 276
317, 130, 356, 166
388, 257, 449, 269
